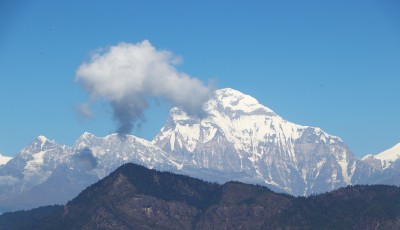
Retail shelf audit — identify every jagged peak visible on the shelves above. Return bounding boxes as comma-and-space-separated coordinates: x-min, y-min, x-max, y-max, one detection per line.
168, 88, 276, 119
14, 135, 60, 158
79, 132, 96, 139
33, 135, 57, 147
78, 132, 140, 141
75, 132, 98, 148
76, 132, 155, 149
103, 133, 157, 148
36, 135, 48, 143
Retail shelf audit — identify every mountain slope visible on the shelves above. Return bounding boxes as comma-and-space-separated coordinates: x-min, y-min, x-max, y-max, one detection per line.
0, 133, 178, 213
1, 163, 400, 230
153, 88, 375, 195
362, 143, 400, 185
0, 88, 397, 213
0, 136, 73, 212
363, 143, 400, 170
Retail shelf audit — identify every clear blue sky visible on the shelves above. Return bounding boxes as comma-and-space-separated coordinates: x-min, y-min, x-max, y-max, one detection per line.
1, 0, 399, 157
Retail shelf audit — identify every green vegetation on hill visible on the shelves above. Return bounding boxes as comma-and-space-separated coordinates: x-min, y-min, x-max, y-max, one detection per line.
1, 163, 400, 229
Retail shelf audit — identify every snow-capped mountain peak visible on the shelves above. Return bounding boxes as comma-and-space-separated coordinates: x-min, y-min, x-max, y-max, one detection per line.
81, 132, 95, 139
34, 135, 51, 147
0, 154, 11, 165
153, 88, 364, 195
211, 88, 275, 114
1, 88, 394, 213
17, 136, 60, 159
0, 132, 179, 213
154, 88, 303, 153
363, 143, 400, 170
75, 132, 97, 148
375, 143, 400, 162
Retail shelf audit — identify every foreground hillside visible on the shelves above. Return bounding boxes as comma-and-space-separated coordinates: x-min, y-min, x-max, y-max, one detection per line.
1, 163, 399, 230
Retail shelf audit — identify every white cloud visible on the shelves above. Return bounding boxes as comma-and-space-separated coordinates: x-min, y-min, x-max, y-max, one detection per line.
76, 40, 214, 135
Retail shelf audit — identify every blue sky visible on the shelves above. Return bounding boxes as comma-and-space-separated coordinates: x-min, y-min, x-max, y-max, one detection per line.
0, 0, 399, 157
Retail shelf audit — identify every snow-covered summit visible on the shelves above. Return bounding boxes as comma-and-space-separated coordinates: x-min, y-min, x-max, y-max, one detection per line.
37, 135, 48, 141
0, 132, 179, 213
153, 88, 364, 195
363, 143, 400, 170
0, 153, 11, 165
212, 88, 275, 114
375, 143, 400, 162
74, 132, 177, 175
15, 135, 65, 159
75, 132, 163, 152
154, 88, 343, 155
79, 132, 96, 139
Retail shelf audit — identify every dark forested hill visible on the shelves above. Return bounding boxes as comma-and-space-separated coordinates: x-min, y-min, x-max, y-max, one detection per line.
1, 163, 400, 229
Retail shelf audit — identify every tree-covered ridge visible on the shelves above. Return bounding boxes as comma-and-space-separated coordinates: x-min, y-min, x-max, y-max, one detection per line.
1, 163, 400, 229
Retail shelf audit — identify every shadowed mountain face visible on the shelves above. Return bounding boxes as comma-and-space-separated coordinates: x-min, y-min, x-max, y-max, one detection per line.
1, 163, 400, 230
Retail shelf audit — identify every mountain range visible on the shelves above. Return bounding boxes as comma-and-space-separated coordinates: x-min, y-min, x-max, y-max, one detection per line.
1, 163, 400, 229
0, 88, 399, 213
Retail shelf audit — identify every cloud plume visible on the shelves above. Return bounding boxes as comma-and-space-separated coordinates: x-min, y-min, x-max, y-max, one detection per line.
76, 40, 214, 135
73, 148, 98, 170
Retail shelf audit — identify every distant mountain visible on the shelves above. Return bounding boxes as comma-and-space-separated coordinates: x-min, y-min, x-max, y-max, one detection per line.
0, 136, 74, 213
1, 163, 400, 230
0, 154, 11, 165
0, 88, 399, 213
0, 134, 178, 213
152, 88, 377, 195
363, 143, 400, 170
362, 143, 400, 185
